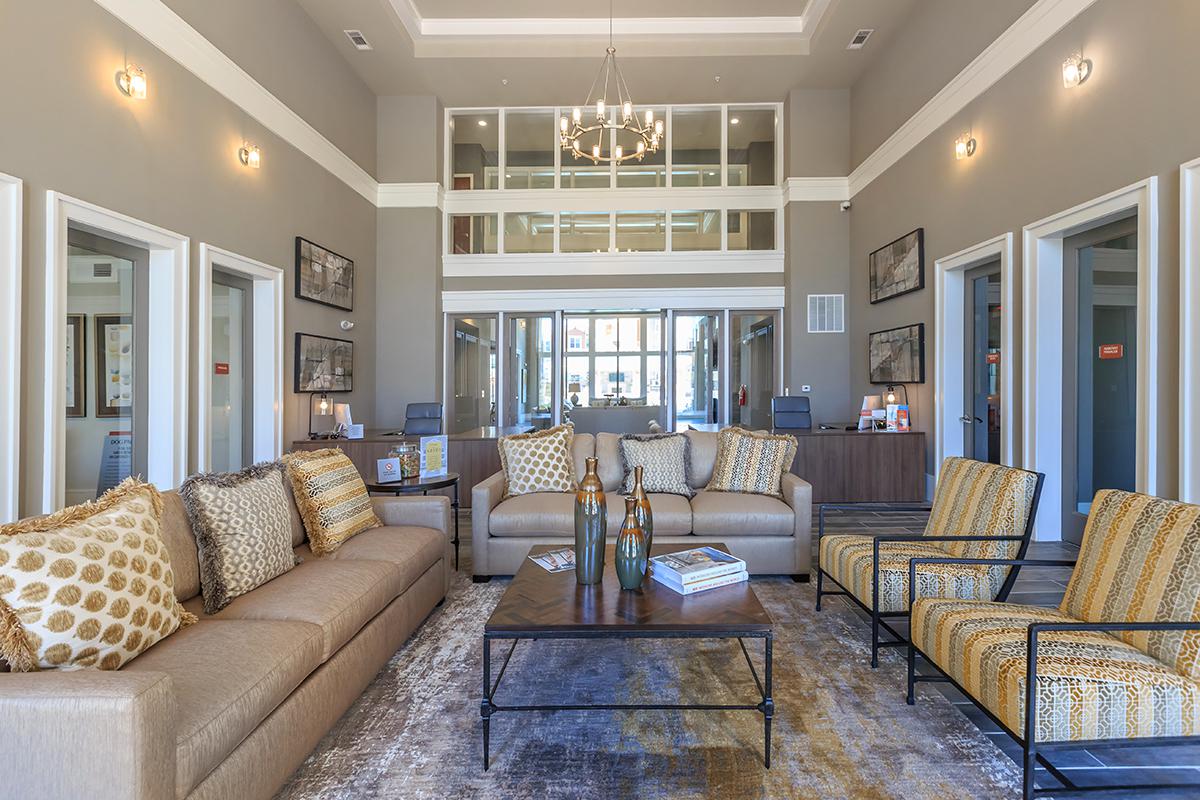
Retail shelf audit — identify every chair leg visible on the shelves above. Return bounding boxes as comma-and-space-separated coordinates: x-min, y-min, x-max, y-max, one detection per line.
1023, 740, 1037, 800
906, 643, 916, 705
815, 568, 824, 611
871, 605, 880, 668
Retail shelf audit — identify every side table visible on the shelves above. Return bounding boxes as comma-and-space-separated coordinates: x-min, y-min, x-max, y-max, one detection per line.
365, 472, 461, 570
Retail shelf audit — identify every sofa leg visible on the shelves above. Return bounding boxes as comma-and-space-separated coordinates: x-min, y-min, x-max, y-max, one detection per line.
472, 575, 492, 584
791, 574, 810, 583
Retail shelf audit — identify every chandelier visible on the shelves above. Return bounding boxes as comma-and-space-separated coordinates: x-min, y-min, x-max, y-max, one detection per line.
560, 5, 662, 165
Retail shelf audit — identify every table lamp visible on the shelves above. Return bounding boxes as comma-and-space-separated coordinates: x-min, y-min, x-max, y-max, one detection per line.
568, 382, 581, 405
308, 392, 334, 438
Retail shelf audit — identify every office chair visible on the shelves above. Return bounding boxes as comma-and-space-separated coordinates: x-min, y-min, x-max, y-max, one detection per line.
403, 402, 443, 435
772, 396, 812, 431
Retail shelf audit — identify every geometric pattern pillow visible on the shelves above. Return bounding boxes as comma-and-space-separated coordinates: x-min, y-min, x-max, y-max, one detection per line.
619, 433, 692, 496
180, 461, 298, 614
284, 449, 381, 556
0, 478, 196, 671
704, 427, 797, 498
498, 423, 577, 499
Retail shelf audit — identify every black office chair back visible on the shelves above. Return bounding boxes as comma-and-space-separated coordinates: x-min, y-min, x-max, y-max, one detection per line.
404, 402, 443, 435
772, 396, 812, 430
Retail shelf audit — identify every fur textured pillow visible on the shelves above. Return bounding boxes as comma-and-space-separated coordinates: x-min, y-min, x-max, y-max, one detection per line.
0, 479, 196, 671
619, 433, 693, 496
181, 462, 298, 614
498, 423, 577, 498
705, 427, 798, 498
285, 449, 381, 556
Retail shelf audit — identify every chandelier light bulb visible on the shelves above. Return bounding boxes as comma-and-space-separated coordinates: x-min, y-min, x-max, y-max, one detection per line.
636, 140, 645, 154
614, 144, 623, 160
592, 143, 601, 159
573, 139, 581, 151
560, 116, 568, 132
596, 100, 606, 121
654, 119, 663, 136
623, 101, 632, 122
572, 107, 582, 123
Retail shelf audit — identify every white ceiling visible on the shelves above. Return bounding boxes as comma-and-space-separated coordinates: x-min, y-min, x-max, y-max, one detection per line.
294, 0, 917, 105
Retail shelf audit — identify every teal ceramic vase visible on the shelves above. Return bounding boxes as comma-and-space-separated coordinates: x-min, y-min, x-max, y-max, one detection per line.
631, 465, 654, 559
574, 456, 607, 585
615, 496, 648, 590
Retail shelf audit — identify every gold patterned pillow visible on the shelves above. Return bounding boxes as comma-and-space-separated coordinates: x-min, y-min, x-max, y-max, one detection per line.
0, 479, 196, 671
285, 449, 381, 556
498, 423, 577, 498
705, 427, 797, 498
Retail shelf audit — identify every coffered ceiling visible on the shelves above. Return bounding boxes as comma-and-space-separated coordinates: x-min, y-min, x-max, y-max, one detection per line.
294, 0, 918, 105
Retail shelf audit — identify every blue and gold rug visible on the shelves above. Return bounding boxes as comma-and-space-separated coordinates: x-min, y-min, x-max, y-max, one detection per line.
277, 572, 1020, 799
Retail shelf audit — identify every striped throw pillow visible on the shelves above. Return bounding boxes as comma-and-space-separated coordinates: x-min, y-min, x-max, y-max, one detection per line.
285, 449, 380, 555
704, 427, 797, 498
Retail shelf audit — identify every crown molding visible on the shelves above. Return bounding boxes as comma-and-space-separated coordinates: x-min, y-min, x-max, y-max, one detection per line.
442, 285, 785, 314
847, 0, 1100, 197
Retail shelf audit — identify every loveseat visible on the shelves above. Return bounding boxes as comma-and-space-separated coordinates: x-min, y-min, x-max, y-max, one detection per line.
471, 430, 812, 579
0, 485, 452, 800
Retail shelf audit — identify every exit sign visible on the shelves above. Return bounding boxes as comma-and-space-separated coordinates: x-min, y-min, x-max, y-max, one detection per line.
1098, 344, 1124, 360
214, 362, 230, 375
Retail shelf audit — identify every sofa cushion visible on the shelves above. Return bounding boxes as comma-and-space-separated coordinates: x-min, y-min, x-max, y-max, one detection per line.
498, 424, 578, 499
685, 430, 718, 489
606, 493, 692, 537
690, 490, 793, 536
594, 433, 623, 491
705, 427, 797, 498
159, 491, 201, 602
184, 558, 399, 662
490, 493, 575, 537
619, 433, 692, 496
123, 618, 322, 797
571, 433, 596, 483
298, 526, 444, 596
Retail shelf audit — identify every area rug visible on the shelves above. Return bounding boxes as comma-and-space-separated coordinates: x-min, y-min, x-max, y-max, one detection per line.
276, 573, 1021, 799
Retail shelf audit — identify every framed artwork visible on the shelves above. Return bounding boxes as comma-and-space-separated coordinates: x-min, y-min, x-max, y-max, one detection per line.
66, 314, 85, 418
295, 236, 354, 311
95, 314, 133, 418
295, 333, 353, 393
869, 228, 924, 303
868, 323, 926, 384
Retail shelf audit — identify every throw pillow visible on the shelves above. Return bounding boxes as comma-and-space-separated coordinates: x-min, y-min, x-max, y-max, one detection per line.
285, 449, 381, 556
619, 433, 693, 496
0, 478, 196, 671
180, 461, 298, 614
705, 427, 798, 498
498, 423, 577, 498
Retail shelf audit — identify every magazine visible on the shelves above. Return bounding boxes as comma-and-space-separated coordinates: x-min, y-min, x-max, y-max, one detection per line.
650, 546, 746, 585
652, 568, 747, 596
528, 548, 575, 573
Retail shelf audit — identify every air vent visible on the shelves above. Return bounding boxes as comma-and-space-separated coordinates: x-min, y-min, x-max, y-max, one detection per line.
93, 262, 113, 279
807, 294, 845, 333
344, 29, 372, 51
847, 29, 874, 50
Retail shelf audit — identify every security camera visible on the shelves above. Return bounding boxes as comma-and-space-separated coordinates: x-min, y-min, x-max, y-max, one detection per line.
839, 201, 852, 212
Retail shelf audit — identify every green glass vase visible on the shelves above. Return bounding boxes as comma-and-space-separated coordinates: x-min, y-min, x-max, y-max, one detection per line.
574, 456, 607, 585
615, 496, 648, 590
631, 465, 654, 558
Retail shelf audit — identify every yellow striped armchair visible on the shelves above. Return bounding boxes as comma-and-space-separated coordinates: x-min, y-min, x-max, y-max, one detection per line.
906, 489, 1200, 800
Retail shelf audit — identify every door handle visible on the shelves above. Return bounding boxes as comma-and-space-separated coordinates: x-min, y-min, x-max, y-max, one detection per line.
959, 415, 974, 424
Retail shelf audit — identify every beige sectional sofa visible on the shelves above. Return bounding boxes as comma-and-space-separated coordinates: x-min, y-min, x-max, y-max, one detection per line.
0, 487, 452, 800
472, 430, 812, 579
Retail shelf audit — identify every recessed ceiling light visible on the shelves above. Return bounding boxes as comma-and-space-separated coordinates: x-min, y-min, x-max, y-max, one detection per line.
730, 117, 740, 125
478, 119, 488, 127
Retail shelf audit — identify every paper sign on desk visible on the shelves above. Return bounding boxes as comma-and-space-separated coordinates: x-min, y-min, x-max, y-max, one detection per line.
420, 435, 448, 478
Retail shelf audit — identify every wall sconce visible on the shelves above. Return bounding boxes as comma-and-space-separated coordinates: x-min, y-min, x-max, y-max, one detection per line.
238, 143, 261, 169
955, 133, 977, 160
1062, 53, 1092, 88
117, 64, 148, 99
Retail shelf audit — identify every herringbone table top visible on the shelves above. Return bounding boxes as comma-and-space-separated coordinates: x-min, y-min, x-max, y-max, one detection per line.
485, 543, 773, 635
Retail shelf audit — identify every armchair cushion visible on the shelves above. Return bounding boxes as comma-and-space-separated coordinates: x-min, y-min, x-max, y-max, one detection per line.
912, 598, 1200, 743
691, 491, 793, 537
821, 534, 1006, 613
1061, 489, 1200, 678
925, 458, 1041, 560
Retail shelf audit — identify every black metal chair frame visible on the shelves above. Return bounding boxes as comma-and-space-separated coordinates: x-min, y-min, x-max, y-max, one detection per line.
815, 471, 1044, 668
905, 555, 1200, 799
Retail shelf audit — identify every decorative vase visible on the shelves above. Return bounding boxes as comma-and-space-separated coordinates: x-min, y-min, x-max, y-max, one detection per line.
574, 456, 607, 585
615, 496, 648, 590
631, 465, 654, 559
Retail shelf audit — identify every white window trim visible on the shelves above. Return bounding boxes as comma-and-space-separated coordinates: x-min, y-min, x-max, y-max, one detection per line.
43, 192, 190, 512
0, 173, 21, 522
1022, 177, 1159, 540
443, 250, 783, 277
196, 244, 285, 472
1181, 156, 1200, 503
933, 233, 1016, 472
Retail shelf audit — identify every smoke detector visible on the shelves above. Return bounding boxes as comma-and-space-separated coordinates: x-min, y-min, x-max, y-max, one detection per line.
344, 30, 372, 51
846, 29, 874, 50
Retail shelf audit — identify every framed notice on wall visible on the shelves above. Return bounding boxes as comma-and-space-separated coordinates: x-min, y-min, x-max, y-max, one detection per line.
95, 314, 133, 418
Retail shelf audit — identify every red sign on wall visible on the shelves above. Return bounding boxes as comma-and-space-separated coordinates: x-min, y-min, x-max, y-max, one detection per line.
986, 353, 1001, 365
214, 362, 230, 375
1098, 344, 1124, 360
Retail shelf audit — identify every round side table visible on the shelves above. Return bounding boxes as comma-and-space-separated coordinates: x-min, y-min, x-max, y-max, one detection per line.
366, 472, 461, 570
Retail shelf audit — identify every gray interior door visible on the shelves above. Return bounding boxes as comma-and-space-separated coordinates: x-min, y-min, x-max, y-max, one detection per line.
962, 260, 1002, 464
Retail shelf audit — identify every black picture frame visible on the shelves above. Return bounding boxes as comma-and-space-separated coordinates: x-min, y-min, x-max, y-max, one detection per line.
869, 228, 925, 304
294, 332, 354, 393
868, 323, 926, 384
295, 236, 354, 311
66, 314, 86, 418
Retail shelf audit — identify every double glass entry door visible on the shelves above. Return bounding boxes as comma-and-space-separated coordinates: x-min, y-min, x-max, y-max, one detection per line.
963, 262, 1002, 464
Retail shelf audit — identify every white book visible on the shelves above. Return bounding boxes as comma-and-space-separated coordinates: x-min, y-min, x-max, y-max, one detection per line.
649, 546, 746, 584
652, 568, 747, 596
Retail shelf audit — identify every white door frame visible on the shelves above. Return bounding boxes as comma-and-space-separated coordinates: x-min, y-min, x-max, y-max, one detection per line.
1022, 177, 1159, 540
1180, 157, 1200, 503
196, 244, 285, 471
0, 173, 21, 522
934, 233, 1016, 473
43, 192, 190, 512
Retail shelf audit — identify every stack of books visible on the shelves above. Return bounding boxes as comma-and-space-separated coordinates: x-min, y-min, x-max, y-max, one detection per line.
650, 546, 747, 595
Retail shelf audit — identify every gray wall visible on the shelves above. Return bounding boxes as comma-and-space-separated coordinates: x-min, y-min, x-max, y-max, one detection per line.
1, 0, 377, 516
846, 0, 1195, 489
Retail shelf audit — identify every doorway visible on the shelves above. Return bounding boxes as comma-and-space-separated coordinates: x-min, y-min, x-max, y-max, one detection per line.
1062, 217, 1138, 542
730, 311, 778, 430
210, 270, 254, 472
962, 261, 1002, 463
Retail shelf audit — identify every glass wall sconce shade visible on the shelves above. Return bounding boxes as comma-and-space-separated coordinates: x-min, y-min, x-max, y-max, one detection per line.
117, 64, 148, 99
1062, 53, 1092, 88
955, 134, 977, 160
238, 143, 261, 169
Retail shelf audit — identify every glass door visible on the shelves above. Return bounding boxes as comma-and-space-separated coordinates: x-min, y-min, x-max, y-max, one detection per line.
505, 315, 554, 430
210, 271, 253, 472
963, 261, 1002, 463
674, 313, 721, 427
730, 311, 777, 430
1063, 217, 1138, 542
449, 315, 498, 434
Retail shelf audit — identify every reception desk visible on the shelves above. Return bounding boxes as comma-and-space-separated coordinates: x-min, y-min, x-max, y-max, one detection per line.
784, 429, 926, 503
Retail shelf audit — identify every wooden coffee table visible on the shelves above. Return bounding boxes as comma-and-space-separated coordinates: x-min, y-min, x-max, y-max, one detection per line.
480, 542, 775, 770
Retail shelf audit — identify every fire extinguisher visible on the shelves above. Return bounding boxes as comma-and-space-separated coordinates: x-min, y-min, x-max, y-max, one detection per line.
738, 384, 748, 407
